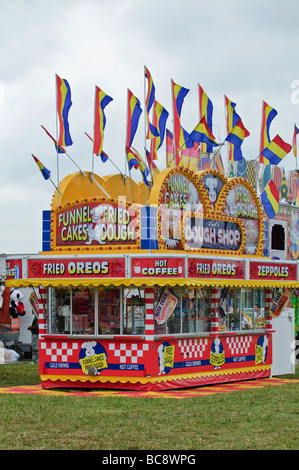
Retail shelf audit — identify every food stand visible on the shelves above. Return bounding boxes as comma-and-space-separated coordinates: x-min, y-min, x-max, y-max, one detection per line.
5, 166, 298, 390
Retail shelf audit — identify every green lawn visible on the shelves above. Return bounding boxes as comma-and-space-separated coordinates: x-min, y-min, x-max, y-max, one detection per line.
0, 363, 298, 450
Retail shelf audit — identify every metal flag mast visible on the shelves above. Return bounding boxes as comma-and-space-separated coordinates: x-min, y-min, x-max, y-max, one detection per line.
125, 88, 135, 203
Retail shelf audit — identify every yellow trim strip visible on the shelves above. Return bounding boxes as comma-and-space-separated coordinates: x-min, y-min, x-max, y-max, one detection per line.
6, 277, 299, 289
40, 365, 271, 386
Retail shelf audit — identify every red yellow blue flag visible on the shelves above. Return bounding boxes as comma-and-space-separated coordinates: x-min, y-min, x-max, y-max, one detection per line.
93, 86, 113, 159
32, 154, 51, 180
225, 118, 250, 148
166, 129, 174, 167
189, 117, 218, 147
172, 80, 190, 163
199, 84, 213, 153
260, 179, 279, 219
85, 132, 108, 163
225, 96, 242, 161
41, 125, 66, 154
145, 67, 159, 139
259, 101, 278, 163
126, 146, 150, 186
126, 90, 142, 148
260, 135, 292, 165
56, 74, 73, 147
150, 100, 169, 160
293, 124, 299, 158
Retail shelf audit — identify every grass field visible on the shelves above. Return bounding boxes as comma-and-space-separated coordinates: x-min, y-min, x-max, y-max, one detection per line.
0, 362, 298, 450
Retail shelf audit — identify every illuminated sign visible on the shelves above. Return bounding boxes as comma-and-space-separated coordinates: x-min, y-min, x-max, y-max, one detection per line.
249, 261, 297, 281
188, 258, 245, 279
52, 199, 140, 251
28, 257, 126, 278
182, 216, 243, 253
131, 257, 184, 277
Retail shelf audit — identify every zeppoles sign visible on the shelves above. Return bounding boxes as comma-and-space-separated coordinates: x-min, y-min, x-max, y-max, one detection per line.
249, 261, 297, 281
54, 201, 138, 249
183, 215, 243, 252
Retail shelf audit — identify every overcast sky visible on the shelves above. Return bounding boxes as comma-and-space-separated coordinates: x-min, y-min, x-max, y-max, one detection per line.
1, 0, 299, 254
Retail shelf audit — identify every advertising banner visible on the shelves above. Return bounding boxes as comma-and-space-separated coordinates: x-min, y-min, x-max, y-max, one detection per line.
131, 257, 184, 277
249, 261, 297, 281
28, 257, 126, 278
269, 292, 289, 317
154, 288, 178, 325
188, 258, 245, 279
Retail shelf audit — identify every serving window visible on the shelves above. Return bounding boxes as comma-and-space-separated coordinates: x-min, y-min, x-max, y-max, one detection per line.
154, 286, 212, 335
218, 287, 266, 331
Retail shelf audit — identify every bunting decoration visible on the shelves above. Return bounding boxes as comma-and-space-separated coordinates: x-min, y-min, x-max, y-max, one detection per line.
260, 135, 292, 165
259, 101, 278, 162
56, 74, 73, 147
126, 90, 142, 148
198, 84, 213, 154
260, 179, 279, 219
145, 67, 159, 139
93, 86, 113, 159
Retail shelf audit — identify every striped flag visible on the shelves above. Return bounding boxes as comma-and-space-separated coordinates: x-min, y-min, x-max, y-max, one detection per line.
260, 135, 292, 165
225, 118, 250, 149
32, 155, 51, 180
93, 86, 113, 159
225, 96, 242, 162
145, 67, 159, 139
198, 84, 213, 153
150, 100, 169, 160
172, 79, 190, 163
126, 90, 142, 148
293, 124, 299, 158
259, 101, 278, 163
56, 74, 73, 147
166, 129, 174, 167
260, 180, 279, 219
41, 125, 66, 154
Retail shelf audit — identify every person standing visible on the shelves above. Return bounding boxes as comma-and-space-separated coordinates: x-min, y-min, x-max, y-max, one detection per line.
28, 314, 39, 363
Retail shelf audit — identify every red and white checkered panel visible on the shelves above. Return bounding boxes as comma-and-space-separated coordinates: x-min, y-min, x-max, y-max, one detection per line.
226, 336, 252, 355
178, 338, 208, 359
109, 342, 149, 364
40, 341, 79, 362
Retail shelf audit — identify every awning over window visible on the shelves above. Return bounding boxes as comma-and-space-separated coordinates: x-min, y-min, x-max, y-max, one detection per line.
6, 278, 299, 290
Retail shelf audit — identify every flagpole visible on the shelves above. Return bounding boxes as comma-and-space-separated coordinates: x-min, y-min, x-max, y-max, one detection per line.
49, 177, 69, 205
125, 88, 135, 202
91, 85, 96, 182
144, 66, 152, 194
55, 74, 60, 205
171, 79, 177, 167
84, 133, 125, 178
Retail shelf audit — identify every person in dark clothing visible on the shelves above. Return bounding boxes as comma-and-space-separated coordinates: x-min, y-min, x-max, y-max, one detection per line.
28, 315, 39, 363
